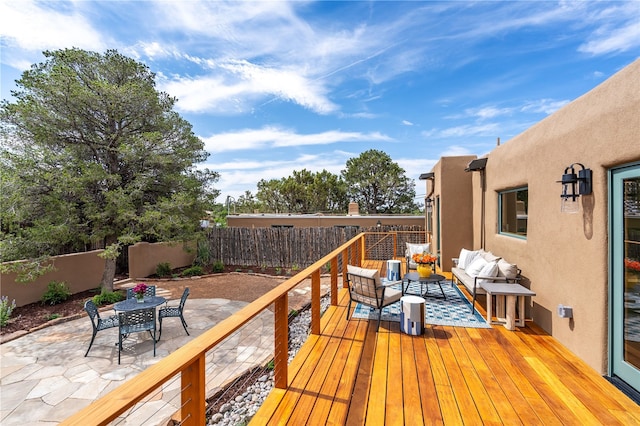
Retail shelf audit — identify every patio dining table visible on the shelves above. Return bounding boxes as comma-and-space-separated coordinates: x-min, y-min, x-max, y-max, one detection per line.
114, 296, 166, 312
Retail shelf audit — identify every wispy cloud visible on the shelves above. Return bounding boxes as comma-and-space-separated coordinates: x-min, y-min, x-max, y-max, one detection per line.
202, 126, 394, 153
578, 2, 640, 55
0, 0, 106, 67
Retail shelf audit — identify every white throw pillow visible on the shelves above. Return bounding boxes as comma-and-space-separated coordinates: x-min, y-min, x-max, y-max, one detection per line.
458, 249, 480, 269
478, 261, 499, 284
458, 249, 471, 268
465, 257, 488, 278
497, 259, 519, 279
406, 242, 431, 257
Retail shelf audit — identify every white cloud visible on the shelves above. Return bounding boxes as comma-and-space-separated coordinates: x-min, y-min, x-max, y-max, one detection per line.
0, 1, 106, 54
209, 151, 350, 201
579, 22, 640, 55
202, 127, 394, 153
578, 3, 640, 55
402, 120, 414, 126
521, 99, 570, 115
437, 123, 501, 138
159, 60, 338, 114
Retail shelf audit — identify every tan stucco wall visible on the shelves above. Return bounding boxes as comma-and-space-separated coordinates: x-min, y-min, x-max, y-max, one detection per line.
431, 156, 476, 270
0, 251, 106, 307
479, 59, 640, 373
128, 241, 196, 279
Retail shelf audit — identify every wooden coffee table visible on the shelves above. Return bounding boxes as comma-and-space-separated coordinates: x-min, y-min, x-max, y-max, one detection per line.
480, 282, 535, 330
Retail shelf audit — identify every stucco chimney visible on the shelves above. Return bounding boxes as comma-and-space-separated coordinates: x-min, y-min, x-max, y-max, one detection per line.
348, 202, 359, 216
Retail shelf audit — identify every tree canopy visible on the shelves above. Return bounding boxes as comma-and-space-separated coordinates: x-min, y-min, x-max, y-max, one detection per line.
0, 48, 219, 290
230, 151, 418, 216
341, 149, 418, 214
256, 169, 348, 214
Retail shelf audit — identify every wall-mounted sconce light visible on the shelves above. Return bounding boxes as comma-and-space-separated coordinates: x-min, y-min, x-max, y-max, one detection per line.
376, 220, 382, 229
558, 163, 592, 213
425, 197, 433, 213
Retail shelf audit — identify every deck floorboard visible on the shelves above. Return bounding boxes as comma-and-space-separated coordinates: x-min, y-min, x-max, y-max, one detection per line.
251, 261, 640, 425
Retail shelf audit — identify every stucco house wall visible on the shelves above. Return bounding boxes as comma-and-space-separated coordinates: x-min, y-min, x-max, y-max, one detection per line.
431, 156, 476, 271
476, 59, 639, 373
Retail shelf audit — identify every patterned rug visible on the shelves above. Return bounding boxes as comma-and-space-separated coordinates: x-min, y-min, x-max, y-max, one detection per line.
351, 281, 491, 328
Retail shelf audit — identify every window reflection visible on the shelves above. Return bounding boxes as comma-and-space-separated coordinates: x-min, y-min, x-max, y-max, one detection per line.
499, 188, 528, 237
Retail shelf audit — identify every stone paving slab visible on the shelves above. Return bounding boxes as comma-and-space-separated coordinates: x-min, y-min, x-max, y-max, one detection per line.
0, 298, 273, 425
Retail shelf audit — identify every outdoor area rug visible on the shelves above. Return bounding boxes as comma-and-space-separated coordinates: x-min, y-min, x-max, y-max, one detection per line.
351, 281, 491, 328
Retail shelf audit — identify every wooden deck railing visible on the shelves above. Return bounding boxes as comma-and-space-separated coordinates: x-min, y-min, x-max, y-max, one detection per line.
61, 233, 380, 425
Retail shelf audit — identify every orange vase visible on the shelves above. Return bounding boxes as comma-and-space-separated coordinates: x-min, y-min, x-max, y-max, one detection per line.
417, 263, 432, 278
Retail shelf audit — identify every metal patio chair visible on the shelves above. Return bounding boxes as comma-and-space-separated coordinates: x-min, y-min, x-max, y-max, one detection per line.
158, 287, 190, 340
117, 308, 156, 364
84, 299, 119, 357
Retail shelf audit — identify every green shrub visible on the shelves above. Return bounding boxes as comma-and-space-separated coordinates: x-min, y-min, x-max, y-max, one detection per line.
41, 281, 71, 305
156, 262, 172, 277
181, 265, 204, 277
0, 296, 16, 327
275, 267, 282, 275
193, 240, 212, 267
92, 290, 124, 306
45, 313, 60, 321
212, 260, 224, 273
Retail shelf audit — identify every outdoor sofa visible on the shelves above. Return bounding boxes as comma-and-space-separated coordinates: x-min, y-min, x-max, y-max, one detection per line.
451, 248, 521, 313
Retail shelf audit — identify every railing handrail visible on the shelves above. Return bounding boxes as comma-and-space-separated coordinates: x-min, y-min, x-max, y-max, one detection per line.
61, 232, 367, 426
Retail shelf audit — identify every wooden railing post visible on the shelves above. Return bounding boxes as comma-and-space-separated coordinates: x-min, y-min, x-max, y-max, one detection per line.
274, 293, 289, 389
311, 270, 321, 335
181, 355, 205, 425
342, 249, 349, 288
330, 257, 338, 306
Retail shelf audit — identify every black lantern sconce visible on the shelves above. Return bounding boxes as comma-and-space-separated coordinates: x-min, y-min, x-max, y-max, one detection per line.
558, 163, 592, 213
376, 220, 382, 229
425, 197, 433, 213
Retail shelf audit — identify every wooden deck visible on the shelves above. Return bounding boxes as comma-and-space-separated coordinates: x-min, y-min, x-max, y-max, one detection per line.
251, 262, 640, 425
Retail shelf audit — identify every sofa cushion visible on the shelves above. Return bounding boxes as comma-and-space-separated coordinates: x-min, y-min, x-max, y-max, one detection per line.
497, 259, 519, 279
347, 264, 379, 280
480, 250, 501, 263
465, 257, 488, 277
458, 248, 480, 269
478, 261, 499, 284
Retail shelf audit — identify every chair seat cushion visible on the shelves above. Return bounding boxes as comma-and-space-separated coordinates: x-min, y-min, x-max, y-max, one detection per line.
384, 287, 402, 304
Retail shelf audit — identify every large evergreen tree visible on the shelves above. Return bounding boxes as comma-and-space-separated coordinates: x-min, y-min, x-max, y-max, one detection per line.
0, 48, 219, 291
341, 149, 417, 214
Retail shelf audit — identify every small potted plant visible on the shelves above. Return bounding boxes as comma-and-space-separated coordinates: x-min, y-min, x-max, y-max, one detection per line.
412, 252, 438, 278
133, 282, 148, 303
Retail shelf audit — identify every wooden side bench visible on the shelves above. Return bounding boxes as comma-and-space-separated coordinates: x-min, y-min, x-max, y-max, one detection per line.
480, 282, 536, 330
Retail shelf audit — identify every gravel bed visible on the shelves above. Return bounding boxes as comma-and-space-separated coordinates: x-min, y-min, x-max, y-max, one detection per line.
207, 294, 331, 425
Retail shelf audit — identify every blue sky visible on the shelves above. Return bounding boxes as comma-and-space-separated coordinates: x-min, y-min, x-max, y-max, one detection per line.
1, 1, 639, 205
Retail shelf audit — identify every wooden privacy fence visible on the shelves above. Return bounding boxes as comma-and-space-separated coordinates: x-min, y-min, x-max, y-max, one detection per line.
205, 225, 426, 268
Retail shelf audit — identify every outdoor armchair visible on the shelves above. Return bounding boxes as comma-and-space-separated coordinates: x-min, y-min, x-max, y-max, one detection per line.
83, 299, 119, 357
346, 265, 402, 331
